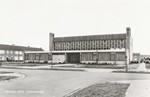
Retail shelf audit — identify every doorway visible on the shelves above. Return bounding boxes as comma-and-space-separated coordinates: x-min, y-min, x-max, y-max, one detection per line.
67, 53, 80, 63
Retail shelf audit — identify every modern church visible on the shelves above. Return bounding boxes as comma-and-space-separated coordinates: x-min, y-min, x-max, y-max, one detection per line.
24, 27, 133, 65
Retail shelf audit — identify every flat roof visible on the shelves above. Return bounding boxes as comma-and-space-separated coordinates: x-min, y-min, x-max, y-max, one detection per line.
0, 44, 43, 51
54, 33, 126, 42
25, 49, 125, 53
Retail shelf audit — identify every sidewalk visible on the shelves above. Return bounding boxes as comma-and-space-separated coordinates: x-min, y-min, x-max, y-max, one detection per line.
135, 63, 146, 71
84, 68, 113, 72
1, 64, 114, 72
113, 80, 150, 97
126, 80, 150, 97
125, 63, 150, 97
1, 65, 85, 72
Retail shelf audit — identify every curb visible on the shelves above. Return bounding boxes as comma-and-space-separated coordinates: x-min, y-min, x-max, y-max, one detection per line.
63, 81, 129, 97
0, 72, 26, 82
113, 71, 150, 74
0, 66, 85, 72
63, 83, 96, 97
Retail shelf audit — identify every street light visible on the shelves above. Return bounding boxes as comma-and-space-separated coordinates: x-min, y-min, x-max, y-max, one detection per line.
49, 52, 53, 69
125, 55, 128, 72
96, 49, 98, 64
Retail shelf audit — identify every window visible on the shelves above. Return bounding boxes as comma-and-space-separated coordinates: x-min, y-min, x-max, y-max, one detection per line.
118, 40, 121, 49
99, 41, 101, 49
64, 42, 67, 50
71, 42, 73, 50
111, 40, 114, 48
10, 51, 13, 54
81, 41, 86, 50
0, 50, 4, 54
67, 42, 69, 50
116, 52, 125, 61
115, 40, 118, 49
81, 53, 93, 61
76, 41, 80, 50
90, 41, 92, 50
59, 42, 63, 51
15, 51, 19, 54
7, 50, 9, 54
91, 41, 95, 50
104, 40, 107, 50
94, 41, 97, 50
74, 42, 78, 50
99, 53, 110, 61
55, 43, 58, 51
121, 39, 125, 48
72, 42, 75, 50
107, 40, 111, 49
86, 41, 88, 50
62, 43, 64, 50
19, 51, 23, 54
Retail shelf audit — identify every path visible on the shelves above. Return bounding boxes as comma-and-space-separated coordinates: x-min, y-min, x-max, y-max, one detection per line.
136, 63, 146, 71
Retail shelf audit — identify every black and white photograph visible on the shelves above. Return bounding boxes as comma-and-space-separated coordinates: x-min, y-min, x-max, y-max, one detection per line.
0, 0, 150, 97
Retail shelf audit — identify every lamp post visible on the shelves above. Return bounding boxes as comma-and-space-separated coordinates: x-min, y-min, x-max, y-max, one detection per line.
125, 55, 128, 72
96, 49, 98, 64
50, 51, 53, 69
125, 44, 129, 72
49, 33, 54, 69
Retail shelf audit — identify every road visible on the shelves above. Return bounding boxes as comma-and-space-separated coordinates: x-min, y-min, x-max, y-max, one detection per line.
0, 68, 150, 97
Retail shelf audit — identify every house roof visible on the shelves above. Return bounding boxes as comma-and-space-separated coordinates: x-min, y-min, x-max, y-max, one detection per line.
140, 55, 150, 58
54, 33, 126, 42
0, 44, 44, 51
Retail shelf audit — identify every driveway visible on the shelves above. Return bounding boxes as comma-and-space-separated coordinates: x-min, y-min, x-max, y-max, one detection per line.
0, 68, 150, 97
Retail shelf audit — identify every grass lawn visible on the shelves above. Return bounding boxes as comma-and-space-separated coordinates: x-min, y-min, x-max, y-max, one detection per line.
59, 64, 140, 70
0, 71, 14, 74
0, 71, 18, 81
0, 76, 18, 81
2, 63, 49, 67
77, 64, 126, 69
67, 82, 130, 97
128, 64, 139, 70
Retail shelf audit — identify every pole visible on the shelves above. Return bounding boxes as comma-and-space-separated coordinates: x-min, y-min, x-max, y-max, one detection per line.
51, 51, 53, 69
96, 50, 98, 64
125, 56, 128, 72
49, 33, 54, 69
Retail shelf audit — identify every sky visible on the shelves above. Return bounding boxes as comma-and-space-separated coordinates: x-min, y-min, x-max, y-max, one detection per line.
0, 0, 150, 54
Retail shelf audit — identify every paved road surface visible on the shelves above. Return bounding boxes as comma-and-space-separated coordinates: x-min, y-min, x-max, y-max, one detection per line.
0, 68, 150, 97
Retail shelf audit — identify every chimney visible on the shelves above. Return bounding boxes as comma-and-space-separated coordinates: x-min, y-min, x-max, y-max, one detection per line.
125, 27, 132, 66
126, 27, 131, 37
49, 33, 54, 51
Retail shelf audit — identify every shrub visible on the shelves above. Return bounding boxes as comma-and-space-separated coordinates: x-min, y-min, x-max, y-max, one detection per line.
44, 61, 48, 63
